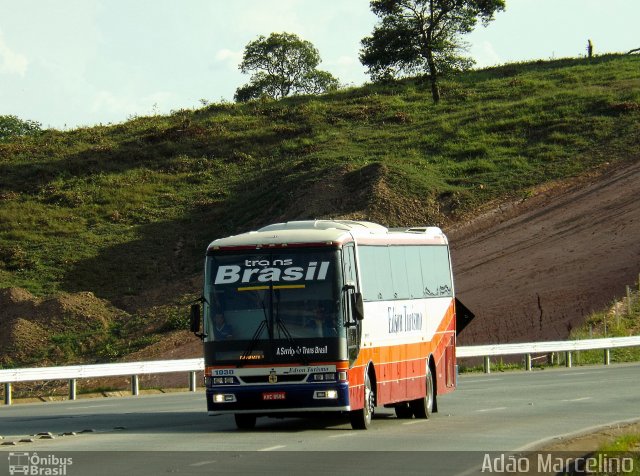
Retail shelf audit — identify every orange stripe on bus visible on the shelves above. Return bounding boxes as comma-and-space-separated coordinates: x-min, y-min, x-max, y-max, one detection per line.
348, 301, 457, 409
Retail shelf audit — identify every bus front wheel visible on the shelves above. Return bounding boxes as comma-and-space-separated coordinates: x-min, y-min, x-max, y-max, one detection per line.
350, 372, 374, 429
410, 366, 434, 419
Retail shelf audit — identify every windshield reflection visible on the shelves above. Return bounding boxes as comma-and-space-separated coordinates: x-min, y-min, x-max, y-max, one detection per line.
204, 250, 344, 342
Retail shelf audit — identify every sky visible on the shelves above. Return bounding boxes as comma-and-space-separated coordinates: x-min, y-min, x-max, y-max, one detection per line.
1, 0, 639, 130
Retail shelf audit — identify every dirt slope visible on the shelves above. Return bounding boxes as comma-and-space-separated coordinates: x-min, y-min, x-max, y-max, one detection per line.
0, 287, 122, 367
449, 160, 640, 345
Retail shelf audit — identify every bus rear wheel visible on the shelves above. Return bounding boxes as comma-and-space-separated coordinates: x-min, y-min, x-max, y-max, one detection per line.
350, 372, 374, 429
234, 413, 257, 429
410, 366, 434, 419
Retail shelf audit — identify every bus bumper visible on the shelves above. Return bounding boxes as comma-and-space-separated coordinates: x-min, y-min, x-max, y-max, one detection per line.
206, 382, 350, 414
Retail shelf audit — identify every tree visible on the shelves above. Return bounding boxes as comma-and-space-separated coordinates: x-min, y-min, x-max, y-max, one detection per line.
360, 0, 505, 103
234, 32, 339, 102
0, 115, 42, 141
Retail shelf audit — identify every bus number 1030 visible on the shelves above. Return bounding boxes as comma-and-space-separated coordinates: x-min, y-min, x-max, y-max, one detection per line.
213, 369, 235, 376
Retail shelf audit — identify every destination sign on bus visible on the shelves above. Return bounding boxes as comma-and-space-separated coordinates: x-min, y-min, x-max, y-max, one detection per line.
214, 259, 331, 285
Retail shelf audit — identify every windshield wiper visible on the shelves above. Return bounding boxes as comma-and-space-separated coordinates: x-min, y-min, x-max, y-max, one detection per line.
241, 289, 309, 365
273, 289, 309, 365
240, 301, 269, 363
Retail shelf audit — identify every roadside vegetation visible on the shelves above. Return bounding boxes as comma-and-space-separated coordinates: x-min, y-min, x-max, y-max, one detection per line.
1, 53, 639, 370
567, 278, 640, 365
459, 275, 640, 373
589, 434, 640, 476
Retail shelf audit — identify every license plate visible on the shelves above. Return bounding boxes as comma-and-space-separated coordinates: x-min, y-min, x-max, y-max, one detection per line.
262, 392, 286, 401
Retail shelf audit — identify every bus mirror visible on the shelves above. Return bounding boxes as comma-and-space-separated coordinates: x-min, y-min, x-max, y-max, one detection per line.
351, 293, 364, 321
190, 304, 201, 334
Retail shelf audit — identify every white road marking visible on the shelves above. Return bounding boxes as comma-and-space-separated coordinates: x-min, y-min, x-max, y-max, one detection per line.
403, 420, 427, 425
561, 397, 592, 402
190, 461, 217, 467
328, 433, 352, 438
72, 404, 117, 409
258, 445, 287, 451
461, 378, 504, 383
476, 407, 507, 412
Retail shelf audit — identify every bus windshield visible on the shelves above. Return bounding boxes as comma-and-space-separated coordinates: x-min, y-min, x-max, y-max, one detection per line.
204, 249, 344, 344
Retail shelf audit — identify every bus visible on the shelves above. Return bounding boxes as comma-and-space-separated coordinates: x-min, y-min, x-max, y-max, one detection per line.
190, 220, 472, 429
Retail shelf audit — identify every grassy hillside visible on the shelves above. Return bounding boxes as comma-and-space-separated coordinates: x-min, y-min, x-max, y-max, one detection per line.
1, 54, 639, 366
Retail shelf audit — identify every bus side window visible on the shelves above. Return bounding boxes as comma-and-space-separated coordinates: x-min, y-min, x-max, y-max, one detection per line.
343, 243, 357, 286
343, 243, 358, 325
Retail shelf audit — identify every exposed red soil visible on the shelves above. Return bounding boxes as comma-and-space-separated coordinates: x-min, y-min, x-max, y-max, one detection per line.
449, 160, 640, 345
0, 287, 123, 366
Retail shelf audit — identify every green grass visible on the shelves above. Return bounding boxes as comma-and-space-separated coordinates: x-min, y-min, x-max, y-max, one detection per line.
567, 283, 640, 365
599, 434, 640, 453
458, 359, 522, 373
589, 434, 640, 475
1, 54, 639, 310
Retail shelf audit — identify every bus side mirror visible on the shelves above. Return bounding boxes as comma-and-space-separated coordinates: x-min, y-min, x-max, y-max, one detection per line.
190, 304, 201, 334
351, 292, 364, 321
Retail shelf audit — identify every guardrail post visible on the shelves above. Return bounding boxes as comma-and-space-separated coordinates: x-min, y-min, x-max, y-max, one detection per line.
565, 351, 572, 368
4, 383, 11, 405
69, 379, 77, 400
483, 356, 491, 374
525, 354, 532, 371
604, 348, 611, 365
189, 371, 197, 392
131, 375, 139, 396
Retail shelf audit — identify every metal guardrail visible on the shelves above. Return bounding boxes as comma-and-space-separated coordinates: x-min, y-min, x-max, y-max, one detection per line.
1, 358, 204, 405
457, 335, 640, 373
0, 358, 204, 383
456, 336, 640, 357
2, 336, 640, 405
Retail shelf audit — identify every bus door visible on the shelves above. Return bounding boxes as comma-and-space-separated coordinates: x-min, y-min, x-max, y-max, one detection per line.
342, 243, 360, 365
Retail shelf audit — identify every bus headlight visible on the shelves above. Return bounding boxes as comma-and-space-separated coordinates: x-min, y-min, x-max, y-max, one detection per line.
314, 390, 338, 399
213, 393, 237, 403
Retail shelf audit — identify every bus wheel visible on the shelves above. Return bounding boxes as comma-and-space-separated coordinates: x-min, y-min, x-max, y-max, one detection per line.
394, 403, 413, 419
350, 372, 374, 429
234, 414, 257, 429
410, 366, 434, 419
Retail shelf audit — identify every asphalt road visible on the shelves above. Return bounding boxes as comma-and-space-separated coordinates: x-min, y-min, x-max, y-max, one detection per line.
1, 363, 639, 475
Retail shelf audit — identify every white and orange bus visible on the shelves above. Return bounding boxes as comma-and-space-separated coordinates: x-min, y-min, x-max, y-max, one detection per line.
190, 220, 472, 429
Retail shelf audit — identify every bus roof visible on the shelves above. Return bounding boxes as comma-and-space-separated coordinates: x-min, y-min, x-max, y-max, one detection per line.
207, 220, 447, 251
